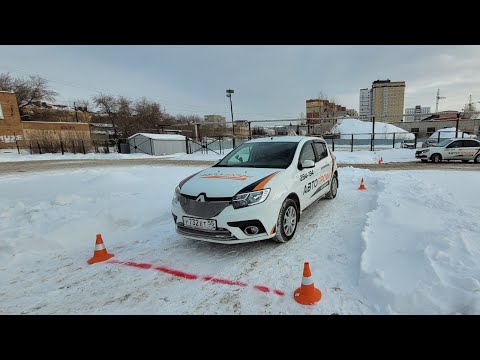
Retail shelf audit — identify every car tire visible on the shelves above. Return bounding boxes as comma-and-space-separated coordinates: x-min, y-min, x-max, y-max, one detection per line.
431, 154, 442, 163
325, 175, 338, 199
475, 155, 480, 163
272, 198, 298, 243
421, 159, 428, 163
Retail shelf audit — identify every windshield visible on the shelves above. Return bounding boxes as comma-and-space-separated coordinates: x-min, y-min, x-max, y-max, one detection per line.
215, 142, 298, 169
436, 139, 454, 147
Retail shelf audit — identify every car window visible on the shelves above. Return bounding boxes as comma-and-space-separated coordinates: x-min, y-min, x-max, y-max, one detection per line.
462, 140, 480, 147
447, 140, 462, 148
299, 142, 316, 164
225, 145, 252, 165
314, 142, 328, 161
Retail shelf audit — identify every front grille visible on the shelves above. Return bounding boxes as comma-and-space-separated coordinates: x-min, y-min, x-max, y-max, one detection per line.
176, 224, 238, 242
179, 195, 230, 218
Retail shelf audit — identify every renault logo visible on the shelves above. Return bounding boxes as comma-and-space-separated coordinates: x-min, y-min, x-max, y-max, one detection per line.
196, 194, 205, 202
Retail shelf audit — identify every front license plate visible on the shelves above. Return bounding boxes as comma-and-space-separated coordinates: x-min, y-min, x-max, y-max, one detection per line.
183, 217, 217, 230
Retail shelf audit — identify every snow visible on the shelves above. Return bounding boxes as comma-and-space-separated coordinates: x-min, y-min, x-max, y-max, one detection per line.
1, 147, 415, 164
429, 127, 477, 139
1, 165, 480, 314
331, 118, 414, 140
333, 148, 415, 164
128, 133, 187, 140
0, 149, 177, 162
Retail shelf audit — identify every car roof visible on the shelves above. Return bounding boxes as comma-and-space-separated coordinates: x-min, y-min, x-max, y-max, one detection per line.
246, 136, 325, 144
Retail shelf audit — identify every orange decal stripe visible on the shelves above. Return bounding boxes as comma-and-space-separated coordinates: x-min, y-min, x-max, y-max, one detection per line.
253, 171, 280, 191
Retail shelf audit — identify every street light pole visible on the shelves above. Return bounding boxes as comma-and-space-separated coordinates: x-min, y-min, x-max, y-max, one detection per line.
226, 89, 234, 137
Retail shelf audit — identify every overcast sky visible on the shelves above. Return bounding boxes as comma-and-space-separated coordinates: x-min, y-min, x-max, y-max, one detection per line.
1, 45, 479, 122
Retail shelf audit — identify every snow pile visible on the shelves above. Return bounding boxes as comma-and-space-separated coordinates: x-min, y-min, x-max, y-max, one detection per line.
333, 148, 415, 164
359, 170, 480, 314
128, 133, 187, 141
429, 127, 477, 140
0, 150, 178, 162
331, 118, 414, 140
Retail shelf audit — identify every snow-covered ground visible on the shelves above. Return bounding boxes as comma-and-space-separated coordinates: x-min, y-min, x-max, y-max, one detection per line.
331, 118, 414, 140
0, 148, 415, 164
1, 165, 479, 314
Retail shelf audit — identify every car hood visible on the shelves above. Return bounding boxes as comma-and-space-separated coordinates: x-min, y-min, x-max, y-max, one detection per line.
180, 167, 283, 198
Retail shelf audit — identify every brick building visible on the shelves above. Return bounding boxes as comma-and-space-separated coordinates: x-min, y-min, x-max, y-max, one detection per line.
0, 91, 92, 149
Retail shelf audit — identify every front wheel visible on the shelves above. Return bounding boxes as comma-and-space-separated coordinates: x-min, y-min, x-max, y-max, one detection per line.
431, 154, 442, 163
325, 175, 338, 199
475, 155, 480, 163
273, 198, 298, 243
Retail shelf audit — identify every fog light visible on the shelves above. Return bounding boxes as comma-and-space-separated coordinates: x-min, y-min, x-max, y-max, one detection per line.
244, 226, 259, 235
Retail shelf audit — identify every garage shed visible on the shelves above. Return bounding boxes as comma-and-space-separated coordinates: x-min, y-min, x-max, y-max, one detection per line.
128, 133, 188, 155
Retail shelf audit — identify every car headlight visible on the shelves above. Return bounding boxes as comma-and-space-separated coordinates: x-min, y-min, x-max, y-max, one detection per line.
174, 185, 181, 202
232, 189, 270, 209
418, 149, 430, 154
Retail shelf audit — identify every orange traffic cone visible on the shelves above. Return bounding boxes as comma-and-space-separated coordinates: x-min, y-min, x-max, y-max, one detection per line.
358, 178, 367, 190
378, 157, 383, 165
293, 262, 322, 305
87, 234, 114, 264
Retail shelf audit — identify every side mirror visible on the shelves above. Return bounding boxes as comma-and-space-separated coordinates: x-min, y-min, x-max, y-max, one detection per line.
300, 159, 315, 169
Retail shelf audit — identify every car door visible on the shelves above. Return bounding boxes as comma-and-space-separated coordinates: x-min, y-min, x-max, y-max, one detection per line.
313, 141, 333, 199
461, 140, 480, 160
297, 141, 318, 209
444, 140, 463, 160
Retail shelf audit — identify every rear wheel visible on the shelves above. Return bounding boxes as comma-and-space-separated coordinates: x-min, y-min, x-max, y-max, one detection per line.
475, 155, 480, 163
431, 153, 442, 163
273, 198, 298, 243
325, 175, 338, 199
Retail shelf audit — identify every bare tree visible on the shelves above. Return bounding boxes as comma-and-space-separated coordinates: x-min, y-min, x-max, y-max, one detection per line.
92, 93, 119, 138
0, 73, 58, 110
317, 90, 328, 100
176, 114, 203, 124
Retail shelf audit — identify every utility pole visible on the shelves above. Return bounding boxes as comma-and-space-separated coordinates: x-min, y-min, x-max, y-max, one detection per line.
74, 102, 79, 122
436, 89, 446, 113
456, 112, 460, 138
226, 89, 234, 137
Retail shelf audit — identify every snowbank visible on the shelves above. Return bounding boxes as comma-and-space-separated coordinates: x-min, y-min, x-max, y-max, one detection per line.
334, 148, 415, 164
429, 127, 477, 140
359, 170, 480, 314
331, 118, 414, 140
0, 150, 177, 162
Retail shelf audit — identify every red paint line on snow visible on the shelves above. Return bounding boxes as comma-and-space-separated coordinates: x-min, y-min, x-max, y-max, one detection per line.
153, 266, 198, 280
203, 276, 247, 287
110, 260, 284, 296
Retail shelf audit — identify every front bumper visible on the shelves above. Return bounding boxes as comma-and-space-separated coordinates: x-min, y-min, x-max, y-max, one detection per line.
415, 151, 430, 159
171, 197, 280, 244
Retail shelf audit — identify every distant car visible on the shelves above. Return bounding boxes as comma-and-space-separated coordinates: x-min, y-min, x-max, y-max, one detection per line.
401, 139, 416, 149
172, 136, 338, 244
415, 138, 480, 163
422, 139, 438, 148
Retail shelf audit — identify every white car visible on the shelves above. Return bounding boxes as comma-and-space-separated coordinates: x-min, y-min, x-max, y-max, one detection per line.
171, 136, 338, 244
415, 138, 480, 163
401, 139, 416, 149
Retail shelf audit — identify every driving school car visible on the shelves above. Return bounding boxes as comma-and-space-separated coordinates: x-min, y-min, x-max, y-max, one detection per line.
415, 138, 480, 163
171, 136, 338, 244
